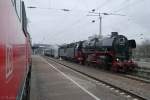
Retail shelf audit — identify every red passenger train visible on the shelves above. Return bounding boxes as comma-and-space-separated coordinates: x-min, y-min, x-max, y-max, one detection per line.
0, 0, 32, 100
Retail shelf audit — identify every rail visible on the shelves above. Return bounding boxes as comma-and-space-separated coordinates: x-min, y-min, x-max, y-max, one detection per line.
44, 56, 148, 100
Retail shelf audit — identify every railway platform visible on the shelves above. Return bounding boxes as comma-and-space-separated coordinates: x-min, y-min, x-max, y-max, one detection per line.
30, 55, 96, 100
31, 55, 135, 100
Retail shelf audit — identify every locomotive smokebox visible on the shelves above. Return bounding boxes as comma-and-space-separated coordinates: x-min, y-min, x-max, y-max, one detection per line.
111, 32, 118, 37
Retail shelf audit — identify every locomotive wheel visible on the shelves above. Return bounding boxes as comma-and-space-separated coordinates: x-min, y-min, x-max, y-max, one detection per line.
93, 63, 99, 69
79, 60, 84, 65
111, 65, 119, 72
85, 61, 92, 67
85, 61, 89, 66
104, 64, 111, 70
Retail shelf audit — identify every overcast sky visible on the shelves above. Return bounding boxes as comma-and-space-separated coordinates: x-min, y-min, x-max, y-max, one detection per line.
24, 0, 150, 45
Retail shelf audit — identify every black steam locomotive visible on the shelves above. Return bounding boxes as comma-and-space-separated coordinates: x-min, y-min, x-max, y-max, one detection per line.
59, 32, 137, 72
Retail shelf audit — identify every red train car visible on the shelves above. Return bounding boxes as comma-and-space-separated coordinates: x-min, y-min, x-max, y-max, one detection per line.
0, 0, 32, 100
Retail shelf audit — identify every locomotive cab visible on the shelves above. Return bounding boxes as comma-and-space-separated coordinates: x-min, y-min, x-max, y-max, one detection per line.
128, 39, 136, 49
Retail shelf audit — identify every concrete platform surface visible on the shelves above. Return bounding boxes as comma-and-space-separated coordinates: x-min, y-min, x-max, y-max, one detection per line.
30, 55, 97, 100
30, 55, 132, 100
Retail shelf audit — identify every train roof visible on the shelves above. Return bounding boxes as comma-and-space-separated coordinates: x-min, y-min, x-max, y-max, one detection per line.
59, 40, 85, 48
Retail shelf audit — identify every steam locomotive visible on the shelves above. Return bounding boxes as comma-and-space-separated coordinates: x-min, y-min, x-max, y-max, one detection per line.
0, 0, 32, 100
59, 32, 137, 72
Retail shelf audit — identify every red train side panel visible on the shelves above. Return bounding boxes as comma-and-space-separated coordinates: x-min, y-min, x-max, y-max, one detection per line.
0, 0, 31, 100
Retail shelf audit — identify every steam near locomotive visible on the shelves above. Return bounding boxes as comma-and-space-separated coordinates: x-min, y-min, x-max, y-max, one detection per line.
44, 45, 59, 58
57, 32, 137, 72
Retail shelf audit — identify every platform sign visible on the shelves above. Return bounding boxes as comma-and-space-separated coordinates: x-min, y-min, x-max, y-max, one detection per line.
5, 43, 13, 80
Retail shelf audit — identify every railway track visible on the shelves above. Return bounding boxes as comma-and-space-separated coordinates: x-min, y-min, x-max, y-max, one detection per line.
45, 56, 150, 84
96, 69, 150, 84
119, 74, 150, 84
44, 56, 148, 100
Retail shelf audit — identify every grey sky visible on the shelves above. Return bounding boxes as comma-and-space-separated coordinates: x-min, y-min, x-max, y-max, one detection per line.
24, 0, 150, 45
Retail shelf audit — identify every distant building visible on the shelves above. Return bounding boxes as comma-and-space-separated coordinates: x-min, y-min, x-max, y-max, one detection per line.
32, 44, 51, 55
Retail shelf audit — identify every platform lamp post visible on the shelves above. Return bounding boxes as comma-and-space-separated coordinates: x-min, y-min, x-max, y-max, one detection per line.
88, 9, 125, 38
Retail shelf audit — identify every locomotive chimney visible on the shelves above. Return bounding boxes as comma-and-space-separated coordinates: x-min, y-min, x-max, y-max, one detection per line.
111, 32, 118, 37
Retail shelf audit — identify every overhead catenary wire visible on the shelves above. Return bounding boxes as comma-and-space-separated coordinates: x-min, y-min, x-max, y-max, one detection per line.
28, 0, 148, 45
54, 18, 99, 43
46, 14, 99, 44
95, 0, 127, 13
94, 0, 113, 11
27, 4, 94, 44
112, 0, 145, 13
47, 1, 126, 42
49, 15, 90, 39
88, 0, 146, 36
46, 1, 98, 39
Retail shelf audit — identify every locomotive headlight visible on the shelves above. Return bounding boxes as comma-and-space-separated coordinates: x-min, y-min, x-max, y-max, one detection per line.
116, 58, 119, 61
